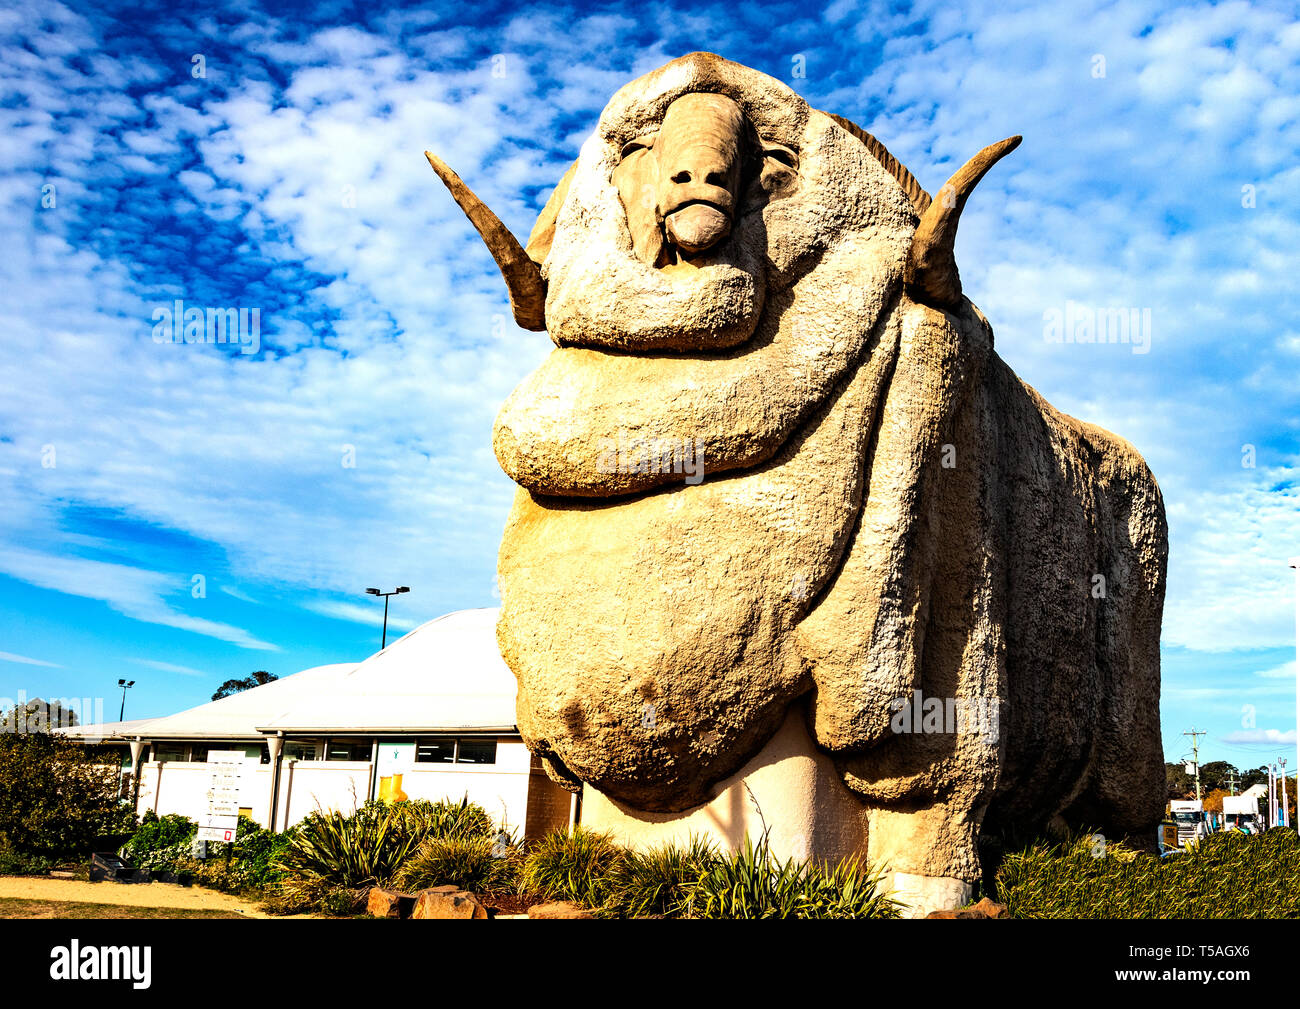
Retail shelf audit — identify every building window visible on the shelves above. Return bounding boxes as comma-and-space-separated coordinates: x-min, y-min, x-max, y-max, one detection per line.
325, 740, 371, 761
284, 742, 318, 761
456, 739, 497, 765
414, 738, 497, 765
415, 739, 456, 764
154, 743, 186, 763
190, 744, 209, 762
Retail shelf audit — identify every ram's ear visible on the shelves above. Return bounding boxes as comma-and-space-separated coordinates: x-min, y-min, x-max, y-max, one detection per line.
525, 161, 579, 266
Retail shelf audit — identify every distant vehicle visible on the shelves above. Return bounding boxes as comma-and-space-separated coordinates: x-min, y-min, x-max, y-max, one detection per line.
1221, 795, 1263, 835
1170, 799, 1211, 846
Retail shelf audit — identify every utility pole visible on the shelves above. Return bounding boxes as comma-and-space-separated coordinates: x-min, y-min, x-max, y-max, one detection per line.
1226, 768, 1239, 796
1290, 557, 1299, 837
1282, 759, 1290, 829
1183, 729, 1206, 805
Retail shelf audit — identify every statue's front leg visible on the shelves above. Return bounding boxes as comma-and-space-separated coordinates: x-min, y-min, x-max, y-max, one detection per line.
867, 804, 982, 917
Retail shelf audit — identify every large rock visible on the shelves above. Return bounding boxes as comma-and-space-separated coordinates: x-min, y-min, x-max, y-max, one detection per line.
429, 51, 1167, 899
925, 897, 1008, 920
366, 886, 415, 919
411, 886, 489, 920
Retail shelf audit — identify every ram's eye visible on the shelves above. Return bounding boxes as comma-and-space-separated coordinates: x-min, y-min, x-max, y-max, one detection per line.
619, 135, 656, 161
763, 143, 798, 170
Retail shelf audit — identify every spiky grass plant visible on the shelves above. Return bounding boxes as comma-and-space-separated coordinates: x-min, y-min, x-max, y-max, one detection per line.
271, 804, 422, 902
519, 826, 622, 907
393, 834, 521, 894
689, 832, 901, 919
997, 828, 1300, 918
600, 835, 720, 918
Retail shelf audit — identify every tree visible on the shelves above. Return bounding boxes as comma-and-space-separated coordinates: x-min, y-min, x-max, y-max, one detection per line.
211, 670, 277, 702
0, 730, 133, 857
1, 698, 78, 733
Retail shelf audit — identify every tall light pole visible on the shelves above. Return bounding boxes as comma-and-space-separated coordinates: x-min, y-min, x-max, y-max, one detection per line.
117, 679, 135, 721
1290, 557, 1299, 836
365, 587, 409, 650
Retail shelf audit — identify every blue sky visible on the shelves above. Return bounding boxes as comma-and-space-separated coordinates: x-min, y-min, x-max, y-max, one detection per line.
1, 0, 1296, 767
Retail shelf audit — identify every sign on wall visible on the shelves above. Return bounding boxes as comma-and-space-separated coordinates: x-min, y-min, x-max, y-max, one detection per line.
196, 750, 244, 843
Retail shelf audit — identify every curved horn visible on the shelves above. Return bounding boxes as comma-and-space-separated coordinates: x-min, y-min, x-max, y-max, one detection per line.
425, 151, 547, 332
904, 135, 1021, 310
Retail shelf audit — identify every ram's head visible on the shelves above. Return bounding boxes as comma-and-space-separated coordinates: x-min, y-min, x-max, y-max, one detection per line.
427, 52, 1019, 810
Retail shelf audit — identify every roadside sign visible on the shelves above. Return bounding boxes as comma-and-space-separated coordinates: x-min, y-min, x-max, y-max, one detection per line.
197, 750, 244, 843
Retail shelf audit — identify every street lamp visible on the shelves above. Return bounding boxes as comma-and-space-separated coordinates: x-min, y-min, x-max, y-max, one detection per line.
117, 679, 135, 721
365, 586, 410, 650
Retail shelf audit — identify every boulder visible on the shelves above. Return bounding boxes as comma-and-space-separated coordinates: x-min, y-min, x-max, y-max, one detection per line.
925, 897, 1008, 919
366, 886, 415, 919
411, 886, 489, 920
971, 896, 1008, 918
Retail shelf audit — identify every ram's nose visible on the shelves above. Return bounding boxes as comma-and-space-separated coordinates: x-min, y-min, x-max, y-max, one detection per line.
656, 92, 744, 256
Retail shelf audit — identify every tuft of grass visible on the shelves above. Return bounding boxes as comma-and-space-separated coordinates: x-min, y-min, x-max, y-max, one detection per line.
600, 835, 719, 918
393, 834, 520, 895
268, 795, 500, 912
997, 828, 1300, 918
520, 827, 621, 907
387, 796, 495, 842
689, 833, 900, 919
271, 804, 422, 903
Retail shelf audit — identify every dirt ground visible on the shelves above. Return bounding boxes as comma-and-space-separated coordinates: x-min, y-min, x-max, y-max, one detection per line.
0, 875, 299, 918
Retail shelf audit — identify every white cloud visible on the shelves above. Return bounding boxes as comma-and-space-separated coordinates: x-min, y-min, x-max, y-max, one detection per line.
0, 547, 276, 652
1221, 728, 1297, 745
0, 652, 64, 669
304, 599, 420, 632
132, 658, 206, 677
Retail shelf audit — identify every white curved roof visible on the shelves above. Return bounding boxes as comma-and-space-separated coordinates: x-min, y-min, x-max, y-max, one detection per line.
257, 607, 518, 734
55, 609, 519, 742
125, 662, 357, 740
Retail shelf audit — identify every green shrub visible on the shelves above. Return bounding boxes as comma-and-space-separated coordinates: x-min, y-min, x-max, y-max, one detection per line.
394, 834, 520, 894
0, 732, 133, 857
601, 836, 720, 918
520, 827, 622, 906
997, 829, 1300, 918
689, 833, 900, 919
0, 846, 56, 876
120, 812, 197, 870
229, 816, 290, 889
319, 885, 368, 916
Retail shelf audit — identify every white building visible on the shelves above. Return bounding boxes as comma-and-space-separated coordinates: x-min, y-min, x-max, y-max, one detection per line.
57, 608, 574, 840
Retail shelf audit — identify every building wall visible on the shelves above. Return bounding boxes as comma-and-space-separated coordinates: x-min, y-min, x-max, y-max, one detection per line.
132, 737, 535, 834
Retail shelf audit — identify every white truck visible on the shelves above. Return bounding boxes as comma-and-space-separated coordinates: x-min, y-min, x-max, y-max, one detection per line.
1221, 795, 1263, 834
1170, 799, 1211, 846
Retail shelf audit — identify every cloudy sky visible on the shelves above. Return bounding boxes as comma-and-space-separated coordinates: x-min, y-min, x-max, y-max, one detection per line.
1, 0, 1296, 767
